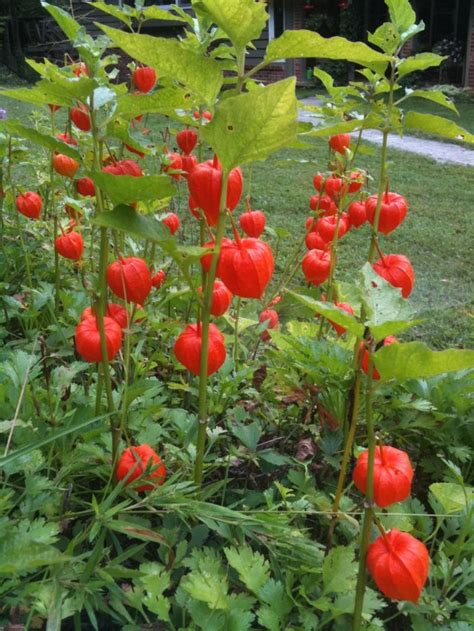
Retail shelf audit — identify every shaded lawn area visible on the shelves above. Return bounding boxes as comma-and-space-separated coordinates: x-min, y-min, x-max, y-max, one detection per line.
0, 81, 473, 349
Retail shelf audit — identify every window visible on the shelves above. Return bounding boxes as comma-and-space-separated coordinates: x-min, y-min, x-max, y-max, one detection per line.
268, 0, 285, 41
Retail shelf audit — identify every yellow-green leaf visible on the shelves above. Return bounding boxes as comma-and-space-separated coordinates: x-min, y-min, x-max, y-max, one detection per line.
397, 52, 446, 78
386, 0, 416, 34
88, 173, 174, 205
194, 0, 268, 49
403, 89, 458, 113
115, 87, 192, 120
201, 77, 297, 171
265, 30, 389, 72
373, 342, 474, 381
404, 111, 474, 143
99, 25, 222, 105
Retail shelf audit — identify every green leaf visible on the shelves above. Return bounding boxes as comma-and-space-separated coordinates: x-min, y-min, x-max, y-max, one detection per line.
322, 545, 356, 595
404, 111, 474, 143
88, 173, 174, 205
265, 30, 389, 72
373, 342, 474, 381
231, 422, 262, 453
1, 121, 81, 160
385, 0, 416, 33
0, 413, 111, 468
258, 579, 292, 618
286, 290, 364, 337
0, 86, 69, 108
88, 1, 133, 28
361, 265, 416, 340
98, 26, 223, 105
306, 118, 363, 137
41, 2, 81, 41
403, 89, 458, 113
193, 0, 268, 49
397, 52, 446, 78
91, 204, 173, 243
107, 520, 172, 547
181, 548, 229, 610
368, 22, 400, 54
201, 78, 297, 171
224, 545, 270, 595
115, 87, 192, 120
429, 483, 473, 514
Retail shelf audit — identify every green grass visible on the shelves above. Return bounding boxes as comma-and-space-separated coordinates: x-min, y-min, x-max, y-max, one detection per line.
0, 75, 472, 349
252, 138, 474, 349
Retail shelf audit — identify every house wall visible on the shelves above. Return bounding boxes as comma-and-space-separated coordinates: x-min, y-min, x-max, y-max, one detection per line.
248, 0, 306, 85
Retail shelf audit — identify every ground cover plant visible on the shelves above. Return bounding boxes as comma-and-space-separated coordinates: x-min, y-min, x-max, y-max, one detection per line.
0, 1, 473, 629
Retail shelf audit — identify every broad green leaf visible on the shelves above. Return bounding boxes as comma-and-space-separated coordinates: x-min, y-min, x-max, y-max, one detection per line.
140, 5, 188, 22
1, 121, 81, 160
224, 545, 270, 595
286, 290, 364, 337
323, 545, 356, 595
202, 78, 297, 171
230, 422, 262, 453
307, 118, 364, 137
41, 2, 81, 41
0, 86, 69, 108
312, 67, 335, 94
368, 23, 400, 54
362, 265, 416, 340
265, 30, 389, 72
386, 0, 416, 33
397, 52, 446, 78
0, 413, 111, 468
92, 204, 173, 243
99, 26, 223, 105
404, 111, 474, 143
429, 483, 473, 514
88, 173, 174, 205
89, 1, 133, 28
194, 0, 268, 49
373, 342, 474, 381
403, 89, 458, 113
115, 87, 192, 120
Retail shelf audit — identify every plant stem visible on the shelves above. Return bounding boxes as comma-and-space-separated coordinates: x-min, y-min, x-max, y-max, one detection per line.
90, 95, 118, 460
8, 136, 33, 287
233, 297, 241, 368
352, 351, 376, 629
194, 171, 229, 486
326, 358, 362, 550
367, 61, 395, 263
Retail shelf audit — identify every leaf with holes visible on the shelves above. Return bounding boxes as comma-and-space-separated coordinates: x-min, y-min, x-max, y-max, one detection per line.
202, 78, 297, 171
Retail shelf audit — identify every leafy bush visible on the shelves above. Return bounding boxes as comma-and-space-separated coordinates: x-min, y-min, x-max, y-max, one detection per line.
0, 0, 473, 629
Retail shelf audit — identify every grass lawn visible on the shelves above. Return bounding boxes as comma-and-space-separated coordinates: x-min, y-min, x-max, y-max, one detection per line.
1, 69, 473, 350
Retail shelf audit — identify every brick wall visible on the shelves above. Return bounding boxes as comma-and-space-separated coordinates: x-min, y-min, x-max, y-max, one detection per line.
293, 0, 306, 83
249, 63, 287, 84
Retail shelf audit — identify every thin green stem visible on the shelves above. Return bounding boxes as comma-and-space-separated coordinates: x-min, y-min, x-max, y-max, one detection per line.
326, 360, 362, 550
194, 171, 229, 487
90, 94, 118, 460
233, 297, 242, 368
353, 351, 376, 629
